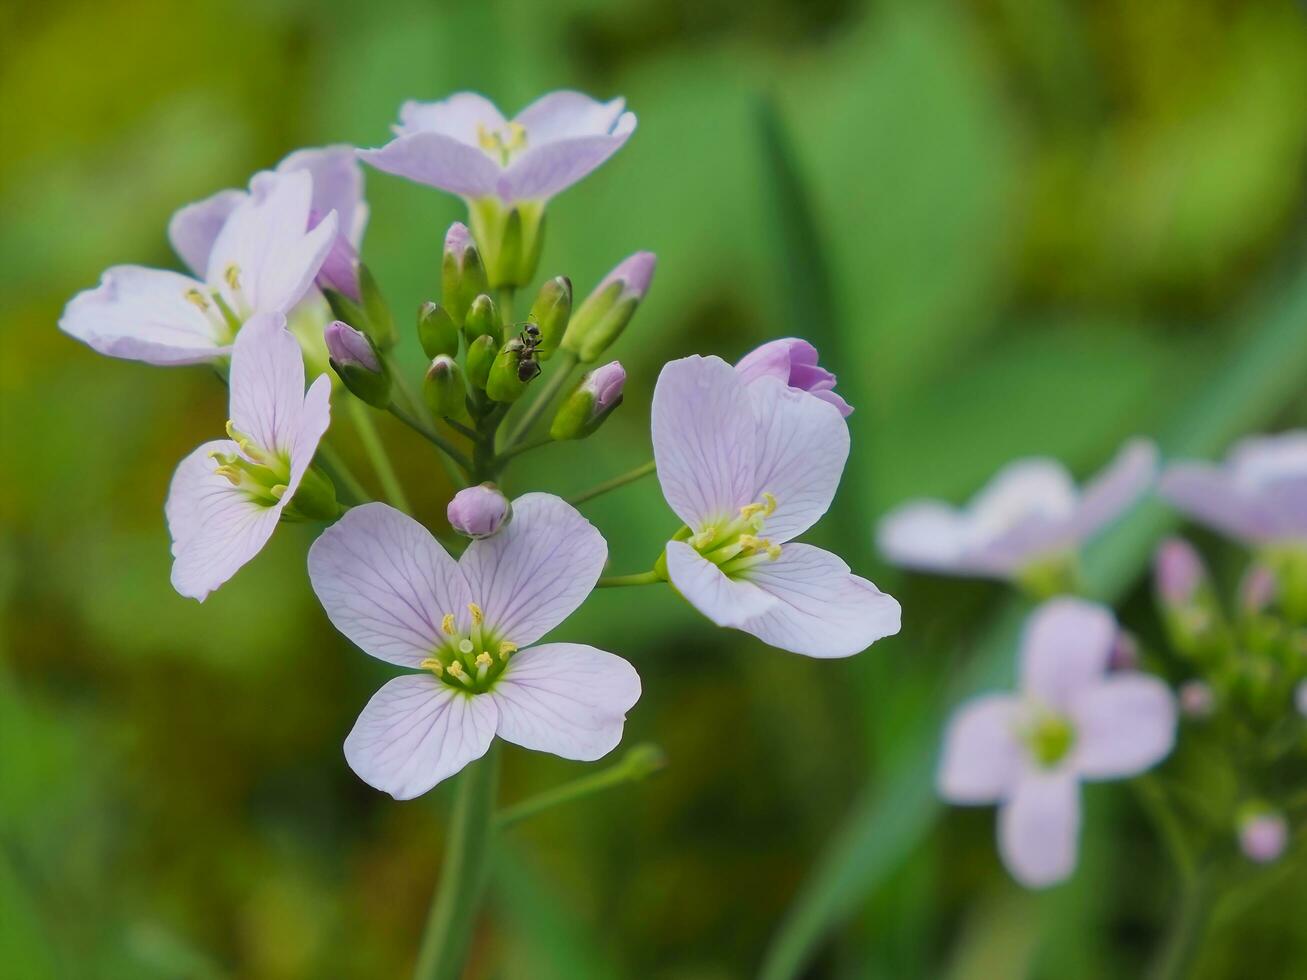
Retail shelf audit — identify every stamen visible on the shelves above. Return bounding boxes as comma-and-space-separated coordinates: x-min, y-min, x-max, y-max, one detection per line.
765, 541, 782, 560
224, 263, 241, 291
498, 641, 517, 662
441, 613, 456, 635
762, 492, 777, 515
269, 484, 287, 500
184, 288, 210, 311
475, 652, 492, 682
446, 660, 474, 688
505, 121, 527, 150
419, 657, 444, 677
468, 603, 484, 626
691, 529, 715, 550
476, 123, 498, 152
740, 502, 766, 521
214, 465, 241, 487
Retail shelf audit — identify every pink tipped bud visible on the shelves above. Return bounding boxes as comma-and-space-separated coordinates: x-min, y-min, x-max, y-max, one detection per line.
1178, 680, 1215, 719
445, 222, 471, 257
583, 361, 626, 414
325, 320, 381, 373
1239, 563, 1278, 615
1238, 811, 1288, 864
601, 250, 656, 300
447, 483, 511, 539
1154, 538, 1205, 606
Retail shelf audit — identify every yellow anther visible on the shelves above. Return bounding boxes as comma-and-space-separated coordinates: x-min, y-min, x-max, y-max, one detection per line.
740, 502, 766, 521
468, 603, 484, 626
269, 484, 287, 500
498, 641, 518, 661
691, 530, 715, 550
214, 466, 241, 486
224, 263, 241, 291
420, 657, 444, 676
762, 492, 777, 515
765, 542, 783, 560
447, 660, 466, 678
505, 121, 527, 150
476, 123, 498, 152
440, 613, 456, 635
739, 534, 762, 553
184, 288, 210, 311
475, 652, 493, 668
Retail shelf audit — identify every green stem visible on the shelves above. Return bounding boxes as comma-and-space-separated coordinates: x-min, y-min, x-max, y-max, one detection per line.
504, 349, 578, 450
496, 744, 666, 830
597, 571, 662, 589
1135, 776, 1198, 886
568, 460, 656, 506
495, 434, 554, 464
388, 402, 472, 478
1148, 872, 1212, 980
348, 399, 413, 513
413, 748, 500, 980
316, 442, 369, 507
443, 418, 478, 441
496, 287, 516, 326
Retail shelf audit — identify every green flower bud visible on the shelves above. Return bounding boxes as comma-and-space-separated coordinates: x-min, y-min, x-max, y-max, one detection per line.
466, 335, 497, 390
441, 223, 489, 328
550, 361, 626, 440
417, 301, 460, 360
464, 293, 501, 347
468, 197, 545, 289
281, 464, 340, 522
486, 339, 540, 403
424, 355, 470, 423
528, 276, 572, 360
560, 252, 656, 362
325, 320, 391, 408
357, 263, 396, 349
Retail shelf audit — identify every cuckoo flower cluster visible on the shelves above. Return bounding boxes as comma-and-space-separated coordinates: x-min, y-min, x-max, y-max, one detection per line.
58, 90, 900, 804
884, 431, 1306, 886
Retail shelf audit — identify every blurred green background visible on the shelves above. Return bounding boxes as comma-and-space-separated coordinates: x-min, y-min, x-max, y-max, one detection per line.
3, 0, 1307, 977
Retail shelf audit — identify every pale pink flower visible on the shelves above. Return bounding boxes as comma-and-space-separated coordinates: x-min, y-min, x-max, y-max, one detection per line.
61, 170, 338, 365
165, 314, 332, 600
1160, 431, 1307, 546
360, 91, 636, 204
1239, 811, 1288, 864
735, 338, 852, 417
308, 497, 640, 799
651, 355, 900, 658
937, 598, 1177, 888
877, 441, 1158, 581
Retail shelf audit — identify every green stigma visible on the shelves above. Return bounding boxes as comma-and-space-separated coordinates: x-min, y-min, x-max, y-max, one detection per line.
1026, 713, 1076, 768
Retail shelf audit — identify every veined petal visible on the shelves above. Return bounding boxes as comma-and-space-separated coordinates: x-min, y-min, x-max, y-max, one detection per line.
1070, 675, 1176, 780
665, 541, 776, 629
168, 189, 246, 277
344, 676, 497, 800
490, 643, 641, 761
285, 375, 332, 493
998, 771, 1081, 888
937, 694, 1025, 804
308, 503, 471, 667
497, 120, 636, 202
512, 92, 629, 143
358, 132, 502, 198
875, 501, 972, 573
1068, 439, 1158, 538
747, 376, 849, 543
278, 145, 368, 247
652, 356, 757, 529
167, 441, 283, 602
459, 494, 606, 647
228, 312, 304, 456
397, 93, 507, 142
59, 265, 229, 366
207, 169, 338, 315
1019, 598, 1116, 710
733, 544, 900, 658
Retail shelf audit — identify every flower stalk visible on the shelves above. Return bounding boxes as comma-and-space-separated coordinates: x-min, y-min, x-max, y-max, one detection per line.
348, 399, 413, 514
568, 460, 657, 506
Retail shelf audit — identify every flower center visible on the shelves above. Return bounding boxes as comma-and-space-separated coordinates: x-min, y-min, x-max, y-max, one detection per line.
419, 603, 517, 694
689, 493, 783, 576
183, 277, 242, 344
476, 122, 528, 165
1022, 710, 1076, 768
209, 420, 291, 506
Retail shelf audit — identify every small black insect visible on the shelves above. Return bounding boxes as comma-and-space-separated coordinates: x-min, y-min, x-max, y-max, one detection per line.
513, 323, 543, 382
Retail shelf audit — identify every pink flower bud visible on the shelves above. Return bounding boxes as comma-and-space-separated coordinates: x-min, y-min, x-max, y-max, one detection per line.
1178, 680, 1214, 719
447, 483, 511, 539
445, 221, 472, 258
583, 361, 626, 415
1239, 811, 1288, 864
1239, 563, 1278, 615
325, 320, 380, 373
600, 251, 656, 300
1154, 538, 1205, 606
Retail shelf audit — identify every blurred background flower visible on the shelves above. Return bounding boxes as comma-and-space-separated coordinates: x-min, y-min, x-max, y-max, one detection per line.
3, 0, 1307, 977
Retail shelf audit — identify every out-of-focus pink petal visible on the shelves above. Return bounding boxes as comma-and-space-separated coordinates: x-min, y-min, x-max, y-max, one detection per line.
652, 355, 757, 529
168, 189, 245, 277
278, 145, 368, 247
1069, 439, 1157, 537
937, 694, 1025, 804
344, 675, 497, 800
998, 771, 1080, 888
358, 132, 501, 198
497, 120, 636, 202
459, 494, 606, 647
397, 93, 506, 142
1070, 675, 1176, 779
490, 642, 640, 761
876, 501, 973, 573
1019, 598, 1115, 709
308, 503, 471, 667
512, 92, 629, 142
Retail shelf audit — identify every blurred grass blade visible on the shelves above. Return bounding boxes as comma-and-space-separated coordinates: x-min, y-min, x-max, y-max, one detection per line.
759, 252, 1307, 980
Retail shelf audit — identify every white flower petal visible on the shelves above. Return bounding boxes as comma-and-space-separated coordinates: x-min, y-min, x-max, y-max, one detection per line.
652, 356, 758, 529
397, 93, 507, 142
937, 694, 1025, 804
168, 189, 246, 277
490, 643, 641, 761
998, 771, 1081, 888
459, 494, 606, 646
747, 376, 849, 543
278, 145, 368, 247
665, 541, 776, 630
497, 122, 636, 202
308, 503, 471, 667
344, 676, 498, 800
1070, 675, 1176, 780
228, 312, 304, 456
166, 442, 283, 601
59, 265, 228, 366
1160, 463, 1279, 544
512, 92, 629, 143
875, 501, 972, 573
1068, 438, 1158, 538
207, 169, 338, 315
964, 458, 1078, 571
1019, 598, 1116, 709
358, 132, 502, 199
